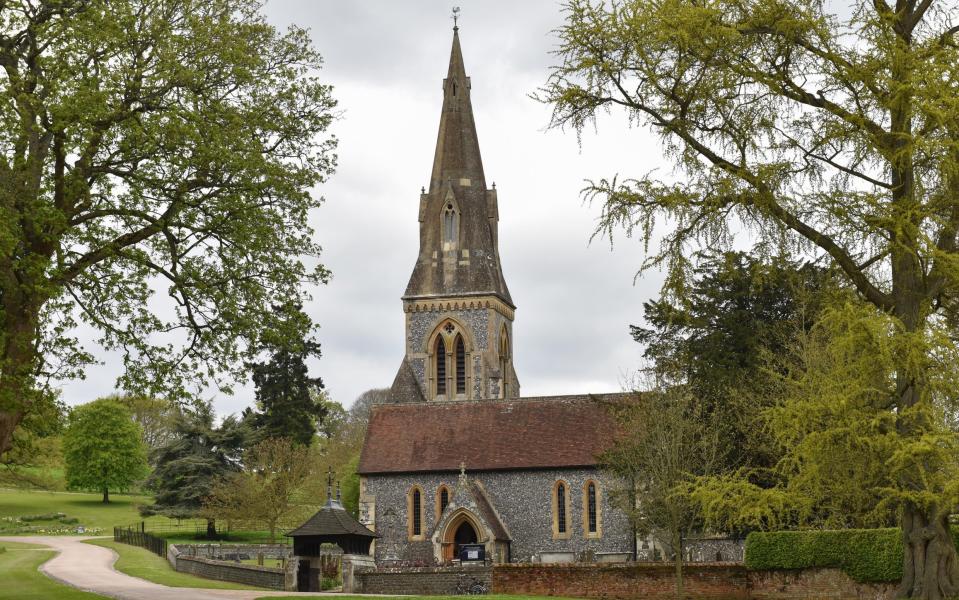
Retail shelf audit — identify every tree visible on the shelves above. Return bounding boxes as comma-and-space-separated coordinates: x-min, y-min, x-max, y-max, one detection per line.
0, 0, 337, 460
204, 437, 314, 543
635, 251, 831, 471
691, 302, 914, 532
63, 398, 148, 502
111, 394, 177, 458
140, 402, 246, 537
542, 1, 959, 596
601, 384, 720, 598
247, 306, 327, 445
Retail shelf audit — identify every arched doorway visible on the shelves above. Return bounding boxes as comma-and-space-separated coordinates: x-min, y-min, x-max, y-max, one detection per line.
453, 520, 477, 560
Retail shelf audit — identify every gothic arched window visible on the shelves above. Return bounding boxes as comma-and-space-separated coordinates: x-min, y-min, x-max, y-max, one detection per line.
409, 487, 423, 539
435, 336, 447, 396
437, 485, 450, 520
499, 327, 510, 398
556, 483, 567, 534
455, 335, 466, 395
443, 203, 458, 245
583, 480, 601, 537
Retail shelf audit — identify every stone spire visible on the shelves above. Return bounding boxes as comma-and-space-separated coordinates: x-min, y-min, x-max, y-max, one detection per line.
403, 26, 512, 305
429, 26, 485, 193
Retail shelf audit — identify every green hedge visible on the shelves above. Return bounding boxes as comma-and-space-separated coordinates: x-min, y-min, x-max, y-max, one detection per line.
745, 528, 959, 583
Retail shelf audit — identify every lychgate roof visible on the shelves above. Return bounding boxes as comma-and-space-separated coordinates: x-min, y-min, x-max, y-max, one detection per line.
287, 501, 377, 539
358, 394, 628, 475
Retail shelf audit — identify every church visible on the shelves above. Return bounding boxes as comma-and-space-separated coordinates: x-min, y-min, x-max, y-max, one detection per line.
356, 26, 636, 566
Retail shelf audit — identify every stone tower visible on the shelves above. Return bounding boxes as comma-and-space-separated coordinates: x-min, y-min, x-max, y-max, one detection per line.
389, 26, 519, 403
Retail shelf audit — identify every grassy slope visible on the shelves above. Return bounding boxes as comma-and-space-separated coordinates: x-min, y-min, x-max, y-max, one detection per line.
84, 539, 268, 591
0, 541, 106, 599
0, 488, 201, 535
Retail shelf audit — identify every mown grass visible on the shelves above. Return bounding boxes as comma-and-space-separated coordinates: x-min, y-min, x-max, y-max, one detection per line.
84, 538, 269, 590
0, 541, 106, 599
0, 487, 174, 535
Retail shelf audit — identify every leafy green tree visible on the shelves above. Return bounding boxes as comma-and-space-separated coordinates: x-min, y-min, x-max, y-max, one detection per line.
140, 403, 247, 537
0, 0, 337, 461
635, 252, 830, 471
691, 302, 912, 532
247, 306, 326, 445
601, 384, 720, 597
542, 0, 959, 595
63, 398, 148, 503
204, 437, 314, 543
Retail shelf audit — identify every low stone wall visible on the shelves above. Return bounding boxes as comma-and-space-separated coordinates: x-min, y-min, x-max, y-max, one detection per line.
493, 562, 748, 599
174, 543, 292, 562
167, 544, 287, 590
491, 563, 897, 600
355, 565, 491, 595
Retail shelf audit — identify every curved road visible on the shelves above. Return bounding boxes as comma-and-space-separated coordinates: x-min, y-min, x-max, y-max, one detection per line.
0, 536, 330, 599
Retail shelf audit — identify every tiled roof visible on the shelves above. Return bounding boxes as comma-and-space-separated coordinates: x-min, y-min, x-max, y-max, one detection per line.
286, 500, 377, 538
358, 394, 628, 475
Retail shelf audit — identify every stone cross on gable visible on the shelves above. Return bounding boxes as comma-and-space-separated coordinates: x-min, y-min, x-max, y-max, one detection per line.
458, 461, 468, 489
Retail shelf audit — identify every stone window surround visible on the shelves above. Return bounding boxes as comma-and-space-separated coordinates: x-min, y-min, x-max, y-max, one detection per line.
427, 318, 474, 401
435, 484, 451, 521
407, 485, 426, 541
551, 479, 571, 540
582, 479, 603, 539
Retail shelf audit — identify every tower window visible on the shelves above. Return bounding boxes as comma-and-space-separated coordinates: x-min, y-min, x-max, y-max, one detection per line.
436, 336, 447, 396
455, 335, 466, 394
499, 328, 510, 399
443, 203, 457, 244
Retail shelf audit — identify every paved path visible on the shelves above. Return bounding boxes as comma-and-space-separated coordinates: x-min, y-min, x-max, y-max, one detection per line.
0, 536, 329, 599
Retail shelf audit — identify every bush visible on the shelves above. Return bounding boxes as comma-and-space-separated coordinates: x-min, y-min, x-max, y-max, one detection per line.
58, 517, 79, 525
745, 528, 959, 583
20, 512, 66, 522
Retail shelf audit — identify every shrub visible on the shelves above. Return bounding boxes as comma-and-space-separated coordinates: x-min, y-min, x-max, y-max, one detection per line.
20, 512, 66, 522
58, 517, 79, 525
745, 529, 959, 583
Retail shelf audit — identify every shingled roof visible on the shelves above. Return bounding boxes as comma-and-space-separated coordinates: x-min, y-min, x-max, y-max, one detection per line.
286, 501, 377, 538
358, 394, 629, 475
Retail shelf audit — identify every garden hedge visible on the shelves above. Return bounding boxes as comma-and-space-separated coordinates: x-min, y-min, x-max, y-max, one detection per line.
744, 528, 959, 583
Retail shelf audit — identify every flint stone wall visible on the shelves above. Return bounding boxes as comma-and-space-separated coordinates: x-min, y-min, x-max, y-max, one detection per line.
365, 468, 633, 565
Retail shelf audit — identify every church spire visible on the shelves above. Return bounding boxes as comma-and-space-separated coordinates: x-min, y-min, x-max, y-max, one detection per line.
429, 26, 486, 193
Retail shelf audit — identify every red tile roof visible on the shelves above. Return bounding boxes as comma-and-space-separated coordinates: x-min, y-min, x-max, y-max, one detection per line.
358, 394, 629, 475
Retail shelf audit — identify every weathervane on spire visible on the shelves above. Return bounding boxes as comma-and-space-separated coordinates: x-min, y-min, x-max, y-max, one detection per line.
452, 6, 461, 30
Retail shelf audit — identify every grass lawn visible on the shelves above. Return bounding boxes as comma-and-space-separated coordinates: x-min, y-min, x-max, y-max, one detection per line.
0, 541, 106, 599
84, 539, 269, 590
0, 487, 202, 536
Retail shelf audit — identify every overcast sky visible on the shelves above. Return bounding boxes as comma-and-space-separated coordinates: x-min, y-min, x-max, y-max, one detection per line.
61, 0, 674, 414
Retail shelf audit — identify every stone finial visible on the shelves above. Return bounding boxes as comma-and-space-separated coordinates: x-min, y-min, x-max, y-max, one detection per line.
452, 6, 461, 30
336, 481, 342, 503
458, 461, 468, 488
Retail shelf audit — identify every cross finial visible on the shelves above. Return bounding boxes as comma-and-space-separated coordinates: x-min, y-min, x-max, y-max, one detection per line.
326, 467, 333, 501
451, 6, 461, 30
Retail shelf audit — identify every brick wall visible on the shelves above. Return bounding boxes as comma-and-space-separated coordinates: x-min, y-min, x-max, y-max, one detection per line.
355, 565, 491, 595
493, 563, 748, 599
749, 568, 896, 600
172, 555, 286, 590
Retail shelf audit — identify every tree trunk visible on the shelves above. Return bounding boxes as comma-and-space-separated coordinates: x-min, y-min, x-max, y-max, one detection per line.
897, 505, 959, 599
673, 529, 684, 599
206, 518, 216, 539
102, 487, 110, 503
